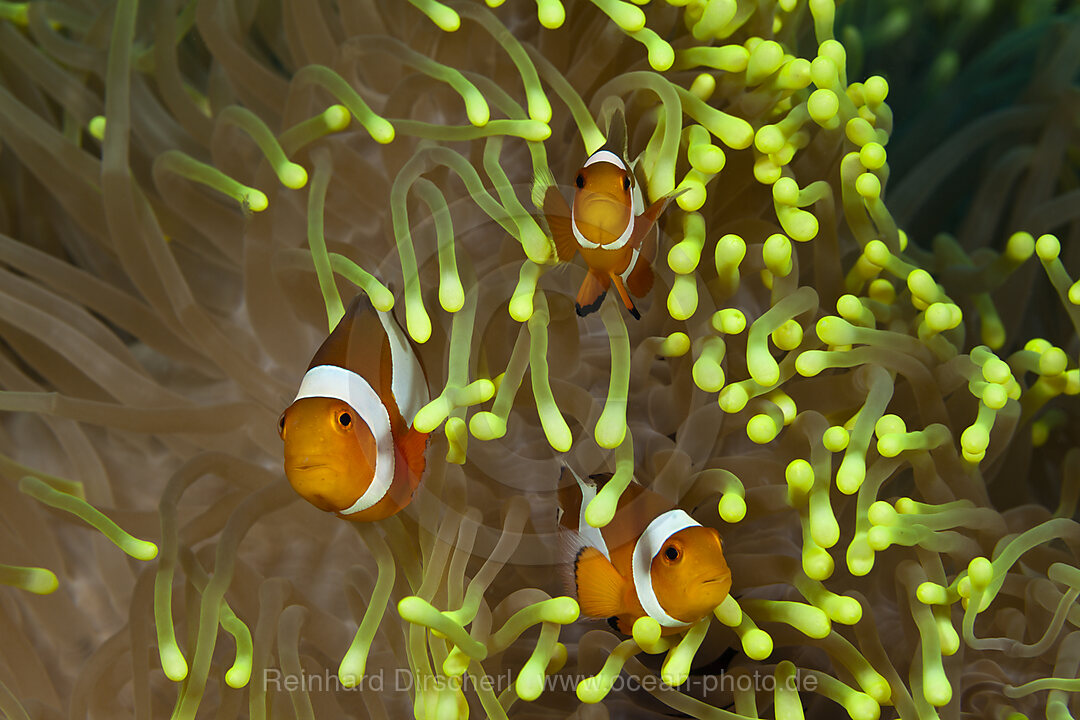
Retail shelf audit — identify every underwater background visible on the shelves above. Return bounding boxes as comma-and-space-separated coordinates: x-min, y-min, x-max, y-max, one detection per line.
1, 0, 1080, 718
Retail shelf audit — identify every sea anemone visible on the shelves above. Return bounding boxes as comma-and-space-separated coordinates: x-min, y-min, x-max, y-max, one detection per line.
1, 1, 1079, 719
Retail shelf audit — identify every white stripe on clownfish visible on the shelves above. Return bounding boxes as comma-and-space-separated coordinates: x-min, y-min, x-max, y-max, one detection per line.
583, 149, 626, 169
562, 466, 611, 560
619, 247, 641, 283
631, 509, 700, 628
293, 364, 395, 514
375, 309, 428, 426
617, 175, 647, 279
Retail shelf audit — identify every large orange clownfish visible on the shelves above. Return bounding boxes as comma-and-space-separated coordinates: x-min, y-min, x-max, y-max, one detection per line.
542, 112, 681, 319
279, 295, 430, 522
558, 467, 732, 635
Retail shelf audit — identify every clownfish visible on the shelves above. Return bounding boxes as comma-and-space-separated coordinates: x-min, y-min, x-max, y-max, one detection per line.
541, 111, 681, 319
558, 467, 731, 634
279, 295, 430, 522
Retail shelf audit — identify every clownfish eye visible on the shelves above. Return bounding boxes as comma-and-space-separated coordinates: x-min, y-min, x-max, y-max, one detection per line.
664, 545, 681, 562
338, 412, 352, 428
277, 412, 286, 438
575, 174, 585, 189
622, 175, 631, 191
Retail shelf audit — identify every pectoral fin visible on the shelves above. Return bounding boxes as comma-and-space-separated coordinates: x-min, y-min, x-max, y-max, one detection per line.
629, 190, 685, 250
574, 547, 626, 619
543, 186, 577, 262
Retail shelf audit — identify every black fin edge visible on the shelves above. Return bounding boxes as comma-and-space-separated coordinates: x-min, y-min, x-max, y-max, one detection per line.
575, 291, 607, 317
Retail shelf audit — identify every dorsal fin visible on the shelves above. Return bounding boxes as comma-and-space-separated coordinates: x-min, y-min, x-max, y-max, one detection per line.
557, 466, 582, 530
558, 466, 596, 531
308, 295, 389, 396
588, 472, 614, 489
307, 295, 431, 426
601, 106, 628, 162
557, 466, 612, 558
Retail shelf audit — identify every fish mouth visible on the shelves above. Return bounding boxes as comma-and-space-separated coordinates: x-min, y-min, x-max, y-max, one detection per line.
593, 190, 630, 205
579, 194, 630, 213
284, 462, 350, 512
285, 457, 335, 472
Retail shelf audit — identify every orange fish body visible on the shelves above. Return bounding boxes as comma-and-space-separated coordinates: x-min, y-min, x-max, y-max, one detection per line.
558, 468, 732, 635
542, 113, 679, 319
279, 295, 430, 522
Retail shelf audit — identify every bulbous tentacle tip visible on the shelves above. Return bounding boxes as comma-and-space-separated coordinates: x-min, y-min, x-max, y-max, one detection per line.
536, 0, 565, 29
160, 646, 190, 682
0, 565, 59, 595
88, 115, 106, 140
224, 664, 251, 689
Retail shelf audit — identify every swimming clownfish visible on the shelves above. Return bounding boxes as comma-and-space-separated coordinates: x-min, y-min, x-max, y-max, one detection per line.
541, 111, 681, 319
279, 295, 430, 522
557, 467, 732, 634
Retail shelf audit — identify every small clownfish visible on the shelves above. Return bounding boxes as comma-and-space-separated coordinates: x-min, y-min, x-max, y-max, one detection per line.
541, 111, 681, 319
279, 295, 430, 522
557, 467, 732, 635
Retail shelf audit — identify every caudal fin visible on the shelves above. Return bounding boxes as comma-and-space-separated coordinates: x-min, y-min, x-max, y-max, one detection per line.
575, 272, 609, 316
